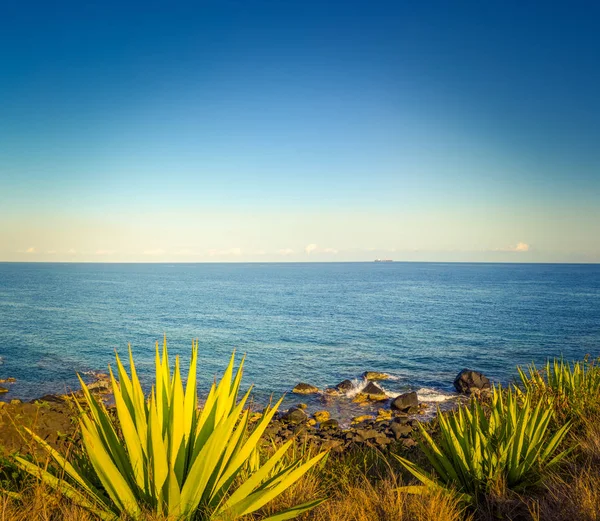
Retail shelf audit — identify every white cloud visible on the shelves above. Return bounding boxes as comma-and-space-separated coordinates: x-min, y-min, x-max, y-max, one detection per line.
513, 242, 530, 252
25, 247, 36, 254
493, 242, 531, 253
278, 248, 295, 256
208, 248, 242, 257
322, 247, 338, 254
143, 248, 165, 256
67, 249, 77, 255
304, 243, 318, 255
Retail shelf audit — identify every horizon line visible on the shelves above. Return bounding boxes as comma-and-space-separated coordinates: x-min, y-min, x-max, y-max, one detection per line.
1, 260, 599, 266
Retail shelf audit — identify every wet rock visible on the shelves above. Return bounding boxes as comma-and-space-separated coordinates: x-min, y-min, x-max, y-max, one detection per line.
9, 399, 21, 405
352, 382, 387, 403
376, 409, 392, 421
391, 391, 419, 412
352, 414, 374, 424
0, 377, 16, 384
453, 369, 491, 394
362, 371, 389, 381
292, 383, 319, 395
336, 379, 354, 392
313, 410, 330, 423
0, 386, 8, 394
324, 388, 341, 396
295, 403, 308, 410
281, 407, 308, 424
87, 373, 111, 392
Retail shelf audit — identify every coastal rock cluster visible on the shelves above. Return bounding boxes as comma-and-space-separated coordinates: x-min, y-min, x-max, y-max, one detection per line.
258, 406, 424, 452
0, 368, 490, 457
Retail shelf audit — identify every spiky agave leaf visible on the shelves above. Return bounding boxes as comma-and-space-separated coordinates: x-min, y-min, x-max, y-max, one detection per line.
16, 338, 327, 520
394, 386, 571, 501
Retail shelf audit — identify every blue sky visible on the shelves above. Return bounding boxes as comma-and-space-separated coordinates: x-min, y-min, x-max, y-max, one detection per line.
1, 0, 599, 262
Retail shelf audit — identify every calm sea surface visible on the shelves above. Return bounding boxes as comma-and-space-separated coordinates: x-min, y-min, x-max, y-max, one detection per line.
1, 262, 599, 416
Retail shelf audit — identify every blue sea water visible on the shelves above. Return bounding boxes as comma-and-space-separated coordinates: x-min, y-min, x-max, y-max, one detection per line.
1, 262, 599, 416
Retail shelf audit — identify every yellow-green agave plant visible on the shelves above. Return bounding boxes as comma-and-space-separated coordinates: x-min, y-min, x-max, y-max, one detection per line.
15, 338, 326, 520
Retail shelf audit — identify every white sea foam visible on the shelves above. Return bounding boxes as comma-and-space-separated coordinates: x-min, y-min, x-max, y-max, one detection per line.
343, 378, 369, 398
416, 387, 455, 402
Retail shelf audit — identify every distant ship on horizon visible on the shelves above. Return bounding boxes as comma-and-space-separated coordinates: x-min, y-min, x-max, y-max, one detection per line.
374, 259, 393, 263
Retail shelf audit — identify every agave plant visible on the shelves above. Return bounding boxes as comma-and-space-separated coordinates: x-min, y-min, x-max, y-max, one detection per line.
394, 386, 571, 503
518, 358, 600, 418
15, 338, 326, 520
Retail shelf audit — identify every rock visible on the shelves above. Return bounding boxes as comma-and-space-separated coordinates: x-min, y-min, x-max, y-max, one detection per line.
402, 438, 417, 449
295, 403, 308, 410
352, 414, 374, 424
376, 409, 392, 421
249, 412, 263, 423
324, 388, 342, 396
292, 383, 319, 395
336, 379, 354, 392
0, 386, 8, 394
390, 422, 413, 440
320, 419, 339, 431
281, 407, 308, 424
0, 378, 16, 384
321, 439, 343, 451
9, 399, 21, 405
353, 382, 387, 403
307, 418, 317, 427
313, 410, 330, 423
374, 434, 391, 446
362, 371, 389, 381
391, 391, 419, 412
355, 428, 379, 441
453, 369, 491, 394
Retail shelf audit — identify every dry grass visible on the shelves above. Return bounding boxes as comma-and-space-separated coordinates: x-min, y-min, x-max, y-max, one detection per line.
307, 474, 468, 521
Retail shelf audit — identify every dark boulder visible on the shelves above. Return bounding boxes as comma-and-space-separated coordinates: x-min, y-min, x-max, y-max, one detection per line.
353, 381, 387, 403
453, 369, 491, 394
320, 419, 340, 431
391, 391, 419, 412
281, 407, 308, 424
335, 379, 354, 392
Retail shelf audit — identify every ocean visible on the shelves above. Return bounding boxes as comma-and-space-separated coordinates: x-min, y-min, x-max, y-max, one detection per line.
1, 262, 599, 419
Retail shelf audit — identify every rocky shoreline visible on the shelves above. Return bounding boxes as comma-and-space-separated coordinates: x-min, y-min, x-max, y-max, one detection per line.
0, 368, 491, 457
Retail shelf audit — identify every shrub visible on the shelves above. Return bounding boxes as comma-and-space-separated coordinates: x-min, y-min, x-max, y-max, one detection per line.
394, 387, 571, 504
14, 339, 326, 520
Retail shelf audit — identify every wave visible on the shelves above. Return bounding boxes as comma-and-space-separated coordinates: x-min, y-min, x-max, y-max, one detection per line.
416, 387, 455, 402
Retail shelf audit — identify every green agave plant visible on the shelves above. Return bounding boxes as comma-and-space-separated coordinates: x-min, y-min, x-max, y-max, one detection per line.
394, 386, 571, 503
518, 358, 600, 411
15, 338, 326, 520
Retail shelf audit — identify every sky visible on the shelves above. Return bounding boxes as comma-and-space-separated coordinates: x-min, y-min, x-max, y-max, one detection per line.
1, 0, 599, 263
